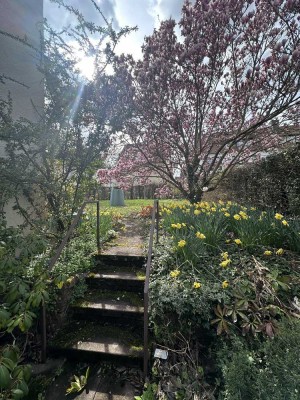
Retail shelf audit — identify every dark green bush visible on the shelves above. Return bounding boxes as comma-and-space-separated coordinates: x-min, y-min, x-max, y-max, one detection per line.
225, 144, 300, 215
217, 318, 300, 400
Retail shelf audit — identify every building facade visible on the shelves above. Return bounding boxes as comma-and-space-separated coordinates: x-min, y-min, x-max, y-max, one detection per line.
0, 0, 44, 226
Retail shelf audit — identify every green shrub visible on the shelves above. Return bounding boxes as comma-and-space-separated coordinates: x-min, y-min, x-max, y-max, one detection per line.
0, 207, 115, 399
217, 318, 300, 400
225, 144, 300, 216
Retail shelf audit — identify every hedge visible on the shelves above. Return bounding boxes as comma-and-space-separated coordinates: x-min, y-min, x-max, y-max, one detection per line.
224, 143, 300, 215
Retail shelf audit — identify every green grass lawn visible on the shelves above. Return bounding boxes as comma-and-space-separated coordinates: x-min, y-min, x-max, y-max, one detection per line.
97, 198, 186, 217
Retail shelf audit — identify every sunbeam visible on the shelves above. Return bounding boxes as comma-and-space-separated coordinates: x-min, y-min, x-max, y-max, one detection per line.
69, 82, 85, 123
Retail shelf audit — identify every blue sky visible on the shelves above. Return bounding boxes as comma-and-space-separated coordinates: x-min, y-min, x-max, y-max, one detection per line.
44, 0, 185, 76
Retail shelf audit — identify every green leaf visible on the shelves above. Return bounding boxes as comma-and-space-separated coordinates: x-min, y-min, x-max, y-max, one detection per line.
17, 380, 29, 396
22, 365, 32, 382
2, 357, 16, 371
3, 346, 19, 364
0, 309, 11, 328
12, 388, 25, 400
19, 312, 33, 332
0, 365, 11, 389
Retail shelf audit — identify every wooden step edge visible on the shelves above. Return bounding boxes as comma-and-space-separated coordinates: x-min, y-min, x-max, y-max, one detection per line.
49, 341, 144, 359
71, 301, 144, 314
87, 272, 144, 281
94, 254, 146, 262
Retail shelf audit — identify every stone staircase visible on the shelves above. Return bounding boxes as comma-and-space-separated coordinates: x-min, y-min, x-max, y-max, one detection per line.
49, 254, 146, 369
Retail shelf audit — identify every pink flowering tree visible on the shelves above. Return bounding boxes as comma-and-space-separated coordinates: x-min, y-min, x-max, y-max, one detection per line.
97, 145, 157, 191
105, 0, 300, 202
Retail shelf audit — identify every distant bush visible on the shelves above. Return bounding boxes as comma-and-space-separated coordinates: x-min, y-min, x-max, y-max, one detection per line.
224, 144, 300, 215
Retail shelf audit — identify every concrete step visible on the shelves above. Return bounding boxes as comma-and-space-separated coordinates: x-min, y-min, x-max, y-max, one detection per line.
86, 271, 145, 291
93, 254, 145, 270
49, 321, 144, 367
72, 289, 144, 321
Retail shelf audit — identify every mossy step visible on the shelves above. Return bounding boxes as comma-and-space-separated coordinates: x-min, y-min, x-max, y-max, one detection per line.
90, 263, 146, 276
49, 321, 144, 364
73, 299, 143, 313
72, 289, 144, 320
93, 254, 145, 268
91, 393, 133, 400
86, 272, 144, 291
87, 271, 144, 281
74, 289, 144, 308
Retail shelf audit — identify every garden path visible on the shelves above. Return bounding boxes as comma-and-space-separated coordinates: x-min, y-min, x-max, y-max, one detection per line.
46, 215, 147, 400
102, 216, 146, 257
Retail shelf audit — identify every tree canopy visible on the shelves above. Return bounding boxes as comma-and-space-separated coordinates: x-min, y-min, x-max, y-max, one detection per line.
99, 0, 300, 202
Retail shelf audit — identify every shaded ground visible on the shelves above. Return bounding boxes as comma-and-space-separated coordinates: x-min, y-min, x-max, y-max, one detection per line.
44, 362, 142, 400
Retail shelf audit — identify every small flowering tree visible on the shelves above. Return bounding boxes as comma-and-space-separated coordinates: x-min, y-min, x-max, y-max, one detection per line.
108, 0, 300, 202
97, 146, 151, 189
97, 144, 169, 194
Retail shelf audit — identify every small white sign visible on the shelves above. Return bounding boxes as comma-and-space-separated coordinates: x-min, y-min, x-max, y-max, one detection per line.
154, 348, 168, 360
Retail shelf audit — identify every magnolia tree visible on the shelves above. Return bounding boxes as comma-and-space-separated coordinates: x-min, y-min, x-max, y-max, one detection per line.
97, 145, 158, 190
101, 0, 300, 202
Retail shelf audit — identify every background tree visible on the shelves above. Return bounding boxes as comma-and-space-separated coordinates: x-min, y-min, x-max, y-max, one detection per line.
108, 0, 300, 202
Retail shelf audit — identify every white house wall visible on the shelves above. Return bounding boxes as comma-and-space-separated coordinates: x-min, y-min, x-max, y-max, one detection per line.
0, 0, 44, 227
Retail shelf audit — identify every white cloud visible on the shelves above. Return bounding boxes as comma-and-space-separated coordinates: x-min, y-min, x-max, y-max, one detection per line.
113, 0, 155, 59
44, 0, 186, 68
147, 0, 184, 28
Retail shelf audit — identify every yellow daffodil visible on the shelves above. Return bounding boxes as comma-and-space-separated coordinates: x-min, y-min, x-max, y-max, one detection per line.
234, 214, 241, 220
264, 250, 272, 256
194, 209, 201, 215
234, 239, 242, 245
178, 240, 187, 248
193, 282, 201, 289
224, 212, 231, 217
282, 220, 289, 226
170, 270, 180, 278
276, 248, 284, 255
222, 280, 229, 289
211, 207, 216, 212
196, 232, 206, 240
220, 259, 232, 268
275, 213, 284, 220
221, 252, 229, 260
239, 211, 249, 220
171, 223, 182, 229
